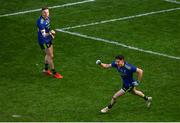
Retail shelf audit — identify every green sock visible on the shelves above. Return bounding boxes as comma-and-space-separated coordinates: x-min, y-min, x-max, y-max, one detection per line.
51, 69, 56, 74
45, 63, 49, 71
108, 104, 113, 109
143, 95, 148, 101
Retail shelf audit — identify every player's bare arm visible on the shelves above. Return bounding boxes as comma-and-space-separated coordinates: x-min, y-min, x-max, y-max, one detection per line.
100, 63, 112, 68
96, 60, 112, 68
136, 68, 143, 82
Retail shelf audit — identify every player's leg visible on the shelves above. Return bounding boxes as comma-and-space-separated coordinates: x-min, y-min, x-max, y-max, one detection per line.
101, 89, 125, 113
109, 89, 125, 108
45, 54, 48, 66
131, 87, 152, 108
45, 54, 49, 70
131, 87, 145, 98
42, 46, 52, 75
45, 43, 63, 79
43, 54, 52, 75
39, 43, 52, 75
46, 45, 55, 70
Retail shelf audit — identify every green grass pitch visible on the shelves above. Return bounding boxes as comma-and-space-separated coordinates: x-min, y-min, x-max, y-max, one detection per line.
0, 0, 180, 121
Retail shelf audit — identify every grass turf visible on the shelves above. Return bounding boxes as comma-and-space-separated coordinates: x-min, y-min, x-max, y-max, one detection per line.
0, 0, 180, 121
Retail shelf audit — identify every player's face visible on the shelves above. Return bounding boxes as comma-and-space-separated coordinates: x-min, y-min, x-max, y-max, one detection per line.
42, 9, 49, 19
115, 59, 124, 67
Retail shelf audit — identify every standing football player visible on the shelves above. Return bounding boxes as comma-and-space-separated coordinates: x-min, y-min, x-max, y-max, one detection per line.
37, 7, 63, 79
96, 55, 152, 113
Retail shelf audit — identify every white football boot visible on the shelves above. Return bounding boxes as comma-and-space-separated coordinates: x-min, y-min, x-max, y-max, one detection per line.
101, 107, 110, 113
146, 97, 152, 108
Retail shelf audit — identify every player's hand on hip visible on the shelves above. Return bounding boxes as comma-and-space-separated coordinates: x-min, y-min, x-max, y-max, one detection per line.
49, 30, 56, 39
132, 81, 140, 86
96, 60, 102, 65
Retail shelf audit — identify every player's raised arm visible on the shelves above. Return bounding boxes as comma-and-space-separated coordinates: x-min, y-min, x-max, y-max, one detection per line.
136, 68, 143, 82
96, 60, 112, 68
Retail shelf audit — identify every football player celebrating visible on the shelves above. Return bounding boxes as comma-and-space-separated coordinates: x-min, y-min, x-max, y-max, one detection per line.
96, 55, 152, 113
37, 7, 63, 79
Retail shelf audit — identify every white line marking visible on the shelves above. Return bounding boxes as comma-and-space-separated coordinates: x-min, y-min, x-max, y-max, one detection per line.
61, 7, 180, 30
56, 29, 180, 60
164, 0, 180, 4
0, 0, 95, 18
12, 114, 21, 118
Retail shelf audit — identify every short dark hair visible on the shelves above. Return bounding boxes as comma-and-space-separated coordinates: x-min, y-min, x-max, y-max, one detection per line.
115, 55, 124, 60
42, 7, 49, 11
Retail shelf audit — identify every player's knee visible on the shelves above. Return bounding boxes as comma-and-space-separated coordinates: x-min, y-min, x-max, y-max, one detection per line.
112, 96, 117, 101
49, 54, 54, 59
132, 88, 137, 94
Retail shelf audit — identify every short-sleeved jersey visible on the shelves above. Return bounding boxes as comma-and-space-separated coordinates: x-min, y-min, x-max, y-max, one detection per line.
111, 61, 137, 88
37, 16, 52, 44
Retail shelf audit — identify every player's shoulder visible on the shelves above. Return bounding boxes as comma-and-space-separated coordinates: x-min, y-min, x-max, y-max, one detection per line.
111, 61, 117, 67
124, 62, 136, 70
37, 16, 45, 25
